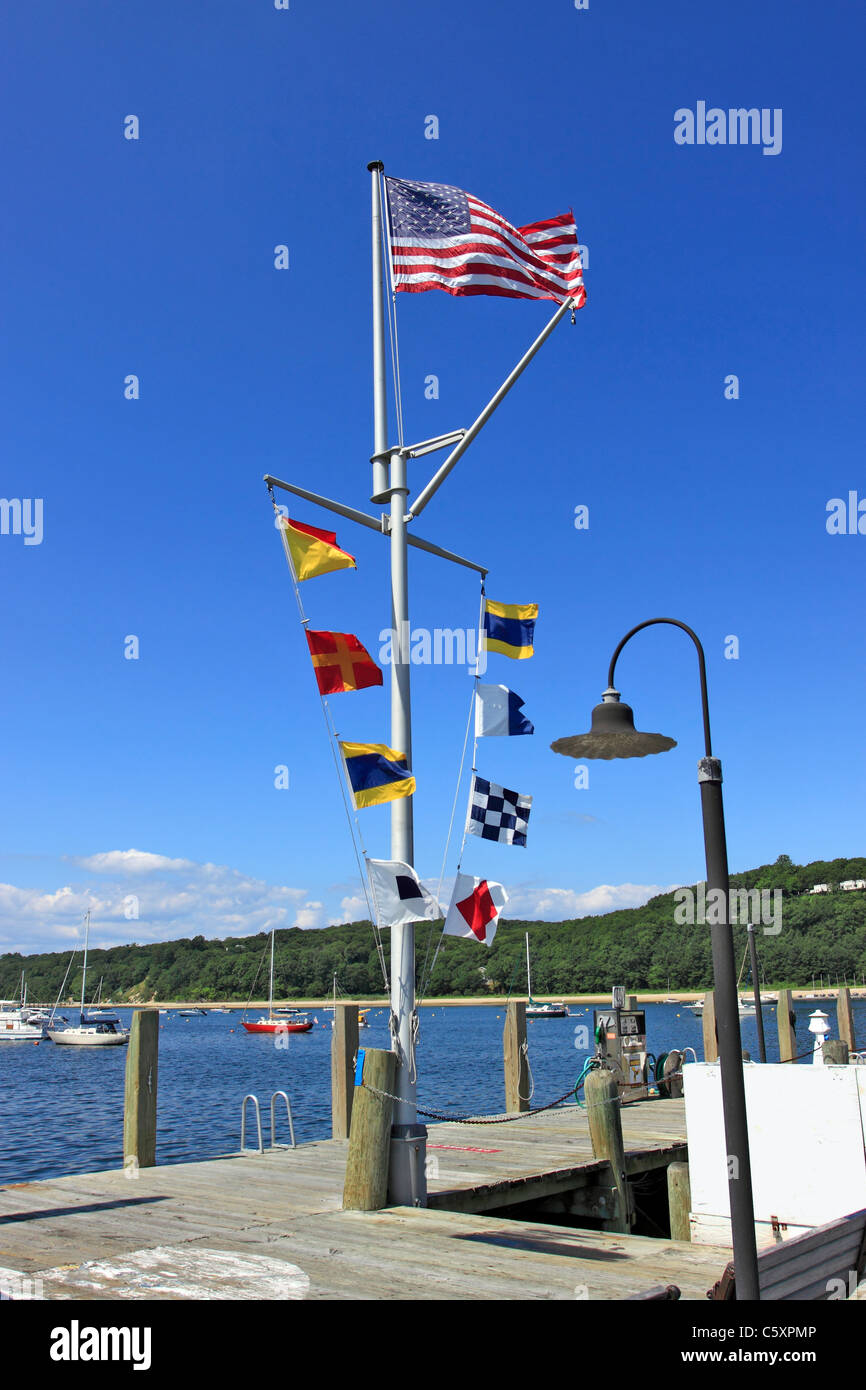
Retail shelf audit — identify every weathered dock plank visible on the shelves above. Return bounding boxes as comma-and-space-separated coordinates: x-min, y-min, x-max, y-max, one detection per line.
0, 1098, 711, 1300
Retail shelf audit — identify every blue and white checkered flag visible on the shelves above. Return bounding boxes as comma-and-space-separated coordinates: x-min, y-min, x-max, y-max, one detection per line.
466, 775, 532, 847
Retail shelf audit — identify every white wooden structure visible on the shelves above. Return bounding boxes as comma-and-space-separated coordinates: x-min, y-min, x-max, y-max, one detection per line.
684, 1062, 866, 1247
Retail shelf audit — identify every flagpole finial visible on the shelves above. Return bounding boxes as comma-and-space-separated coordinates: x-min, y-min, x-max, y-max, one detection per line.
367, 160, 385, 173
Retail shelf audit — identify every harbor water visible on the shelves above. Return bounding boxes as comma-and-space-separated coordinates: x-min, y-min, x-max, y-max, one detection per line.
1, 999, 864, 1187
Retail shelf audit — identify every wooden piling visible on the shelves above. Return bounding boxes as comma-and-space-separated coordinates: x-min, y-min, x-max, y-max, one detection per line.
776, 989, 797, 1064
342, 1048, 396, 1211
585, 1067, 633, 1233
701, 991, 719, 1062
837, 988, 857, 1054
822, 1039, 849, 1066
504, 1000, 529, 1114
661, 1049, 684, 1100
667, 1161, 692, 1242
123, 1009, 158, 1171
331, 1003, 359, 1139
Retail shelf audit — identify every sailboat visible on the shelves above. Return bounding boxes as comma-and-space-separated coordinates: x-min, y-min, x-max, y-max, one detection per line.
242, 929, 314, 1034
523, 934, 569, 1018
87, 977, 115, 1020
46, 913, 128, 1046
0, 974, 48, 1041
324, 973, 370, 1028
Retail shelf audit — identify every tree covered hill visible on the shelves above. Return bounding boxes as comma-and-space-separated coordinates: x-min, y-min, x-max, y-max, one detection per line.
2, 854, 864, 1004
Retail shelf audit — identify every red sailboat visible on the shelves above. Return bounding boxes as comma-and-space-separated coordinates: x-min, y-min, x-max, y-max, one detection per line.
241, 929, 314, 1034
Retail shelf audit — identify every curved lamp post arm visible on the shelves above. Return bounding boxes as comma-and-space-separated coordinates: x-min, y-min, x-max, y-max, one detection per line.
607, 617, 713, 758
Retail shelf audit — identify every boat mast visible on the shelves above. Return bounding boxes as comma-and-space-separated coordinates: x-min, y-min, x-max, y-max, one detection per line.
80, 910, 91, 1020
525, 932, 532, 999
269, 929, 275, 1018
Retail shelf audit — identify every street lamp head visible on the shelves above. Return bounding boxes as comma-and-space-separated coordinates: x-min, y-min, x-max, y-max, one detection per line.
550, 688, 677, 760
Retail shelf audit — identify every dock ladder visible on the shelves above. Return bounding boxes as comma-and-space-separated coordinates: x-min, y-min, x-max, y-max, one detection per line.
240, 1091, 297, 1154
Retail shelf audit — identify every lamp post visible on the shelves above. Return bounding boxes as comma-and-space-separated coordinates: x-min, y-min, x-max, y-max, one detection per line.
551, 617, 760, 1301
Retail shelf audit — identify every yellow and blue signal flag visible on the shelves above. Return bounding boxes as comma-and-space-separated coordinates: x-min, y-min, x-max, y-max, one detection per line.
340, 742, 416, 809
483, 599, 538, 660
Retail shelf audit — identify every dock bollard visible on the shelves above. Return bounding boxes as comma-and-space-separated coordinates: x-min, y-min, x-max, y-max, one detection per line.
667, 1161, 692, 1241
776, 989, 797, 1063
342, 1048, 396, 1211
331, 1003, 359, 1139
837, 988, 857, 1054
123, 1009, 159, 1172
585, 1067, 634, 1233
701, 991, 719, 1062
503, 1000, 529, 1114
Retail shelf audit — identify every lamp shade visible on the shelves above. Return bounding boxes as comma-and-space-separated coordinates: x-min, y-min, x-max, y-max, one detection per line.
550, 688, 677, 761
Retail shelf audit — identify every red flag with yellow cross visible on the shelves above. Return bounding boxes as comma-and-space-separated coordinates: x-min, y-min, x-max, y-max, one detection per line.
305, 630, 383, 695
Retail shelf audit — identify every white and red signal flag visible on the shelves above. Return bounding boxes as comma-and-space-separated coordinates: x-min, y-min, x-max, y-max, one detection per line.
443, 873, 509, 946
384, 176, 586, 307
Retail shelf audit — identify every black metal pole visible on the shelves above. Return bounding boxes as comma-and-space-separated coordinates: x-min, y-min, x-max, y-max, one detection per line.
609, 618, 760, 1301
698, 759, 760, 1300
747, 923, 768, 1064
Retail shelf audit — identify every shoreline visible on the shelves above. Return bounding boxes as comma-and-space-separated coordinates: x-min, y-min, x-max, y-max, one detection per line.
84, 988, 866, 1011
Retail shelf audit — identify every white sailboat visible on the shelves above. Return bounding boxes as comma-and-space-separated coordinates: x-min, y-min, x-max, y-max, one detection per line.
87, 977, 116, 1019
524, 933, 569, 1018
0, 976, 47, 1041
325, 972, 369, 1029
46, 912, 128, 1047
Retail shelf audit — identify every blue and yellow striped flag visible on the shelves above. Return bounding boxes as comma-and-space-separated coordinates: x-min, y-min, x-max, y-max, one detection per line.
340, 742, 416, 809
483, 599, 538, 660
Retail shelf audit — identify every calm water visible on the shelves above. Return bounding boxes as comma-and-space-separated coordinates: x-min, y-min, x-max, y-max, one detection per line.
1, 999, 863, 1187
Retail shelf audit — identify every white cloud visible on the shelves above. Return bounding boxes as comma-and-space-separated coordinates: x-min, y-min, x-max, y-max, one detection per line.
0, 852, 320, 953
340, 894, 368, 923
0, 846, 679, 955
71, 849, 196, 875
293, 902, 325, 929
502, 882, 677, 920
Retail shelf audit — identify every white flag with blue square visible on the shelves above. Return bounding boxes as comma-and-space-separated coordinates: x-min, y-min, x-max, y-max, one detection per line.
466, 775, 532, 847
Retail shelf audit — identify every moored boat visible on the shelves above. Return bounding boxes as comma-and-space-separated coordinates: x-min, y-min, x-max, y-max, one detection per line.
45, 912, 129, 1047
523, 934, 569, 1017
242, 930, 314, 1034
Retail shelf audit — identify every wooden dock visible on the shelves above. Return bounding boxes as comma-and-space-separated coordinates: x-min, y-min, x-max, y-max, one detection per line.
0, 1098, 732, 1301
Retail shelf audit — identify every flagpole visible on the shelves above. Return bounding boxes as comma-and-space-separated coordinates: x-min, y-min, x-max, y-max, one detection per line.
368, 159, 426, 1205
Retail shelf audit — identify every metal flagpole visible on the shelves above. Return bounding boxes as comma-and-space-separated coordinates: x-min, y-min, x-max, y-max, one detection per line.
267, 161, 576, 1204
368, 160, 426, 1205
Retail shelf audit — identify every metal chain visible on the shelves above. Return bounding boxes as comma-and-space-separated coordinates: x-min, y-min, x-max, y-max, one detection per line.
360, 1065, 691, 1124
361, 1080, 578, 1123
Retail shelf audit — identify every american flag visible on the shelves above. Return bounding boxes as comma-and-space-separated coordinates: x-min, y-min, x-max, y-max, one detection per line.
384, 176, 586, 306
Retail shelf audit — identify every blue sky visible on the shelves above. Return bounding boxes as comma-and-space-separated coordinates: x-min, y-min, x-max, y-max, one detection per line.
2, 1, 864, 952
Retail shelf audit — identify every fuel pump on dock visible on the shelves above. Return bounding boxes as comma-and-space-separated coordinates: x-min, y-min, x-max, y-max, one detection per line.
593, 986, 650, 1099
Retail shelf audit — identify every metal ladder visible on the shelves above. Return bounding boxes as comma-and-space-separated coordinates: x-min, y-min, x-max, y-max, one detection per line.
240, 1091, 297, 1154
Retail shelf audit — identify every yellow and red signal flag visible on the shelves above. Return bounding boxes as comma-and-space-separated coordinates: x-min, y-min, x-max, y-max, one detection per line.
305, 630, 383, 695
281, 515, 356, 582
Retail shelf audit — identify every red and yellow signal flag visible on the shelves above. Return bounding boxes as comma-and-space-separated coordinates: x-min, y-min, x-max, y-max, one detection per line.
305, 630, 383, 695
281, 516, 356, 582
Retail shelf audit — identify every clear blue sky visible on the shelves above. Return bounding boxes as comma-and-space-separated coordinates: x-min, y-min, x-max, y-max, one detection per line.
2, 1, 864, 952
